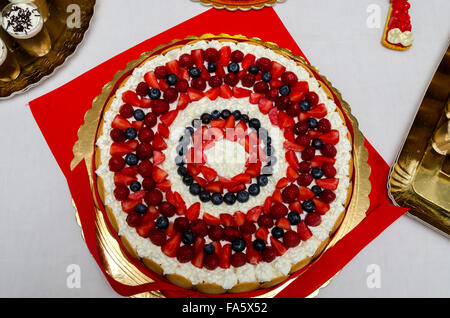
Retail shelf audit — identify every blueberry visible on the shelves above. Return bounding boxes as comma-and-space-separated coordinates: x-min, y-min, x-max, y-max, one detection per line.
224, 193, 236, 205
166, 73, 178, 86
248, 65, 259, 75
311, 185, 322, 196
135, 203, 148, 215
231, 238, 246, 252
237, 191, 250, 203
148, 88, 161, 100
189, 183, 201, 196
228, 62, 240, 74
125, 154, 139, 166
189, 67, 201, 78
240, 114, 249, 123
249, 118, 261, 131
258, 127, 268, 139
177, 166, 188, 177
179, 135, 190, 146
199, 191, 211, 202
192, 119, 202, 128
252, 239, 266, 252
267, 156, 277, 166
221, 109, 231, 119
232, 110, 241, 120
299, 100, 311, 112
257, 175, 269, 187
156, 216, 169, 229
271, 227, 284, 239
201, 113, 212, 125
183, 175, 194, 186
288, 211, 301, 225
311, 168, 324, 179
133, 109, 145, 121
185, 127, 195, 136
264, 145, 273, 156
204, 244, 215, 255
262, 72, 272, 82
124, 128, 137, 140
302, 200, 316, 213
211, 193, 224, 205
312, 138, 324, 149
175, 156, 185, 166
261, 165, 273, 176
211, 110, 221, 119
177, 144, 187, 156
248, 184, 260, 196
181, 231, 195, 245
130, 181, 141, 192
279, 85, 291, 96
207, 62, 217, 73
307, 118, 318, 129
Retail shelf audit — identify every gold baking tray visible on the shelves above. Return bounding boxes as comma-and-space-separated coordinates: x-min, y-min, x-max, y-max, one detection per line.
191, 0, 285, 11
71, 34, 371, 298
0, 0, 95, 100
389, 45, 450, 237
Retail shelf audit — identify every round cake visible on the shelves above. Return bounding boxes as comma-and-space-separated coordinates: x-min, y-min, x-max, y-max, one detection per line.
94, 38, 353, 294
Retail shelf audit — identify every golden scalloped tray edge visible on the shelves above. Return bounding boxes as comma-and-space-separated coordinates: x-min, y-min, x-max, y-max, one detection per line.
191, 0, 285, 11
0, 0, 96, 100
388, 46, 450, 238
70, 34, 371, 298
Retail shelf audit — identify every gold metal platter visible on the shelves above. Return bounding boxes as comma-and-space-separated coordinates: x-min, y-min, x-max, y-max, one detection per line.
0, 0, 95, 100
191, 0, 285, 11
389, 45, 450, 237
71, 34, 371, 298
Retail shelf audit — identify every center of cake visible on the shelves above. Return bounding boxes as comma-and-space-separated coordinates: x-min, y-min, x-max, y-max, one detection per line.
204, 139, 247, 178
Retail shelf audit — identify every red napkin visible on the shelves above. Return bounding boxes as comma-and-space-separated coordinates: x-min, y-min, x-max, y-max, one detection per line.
29, 7, 407, 298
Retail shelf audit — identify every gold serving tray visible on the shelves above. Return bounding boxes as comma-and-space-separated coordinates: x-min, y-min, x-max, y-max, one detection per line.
389, 46, 450, 237
71, 34, 371, 298
191, 0, 285, 11
0, 0, 95, 100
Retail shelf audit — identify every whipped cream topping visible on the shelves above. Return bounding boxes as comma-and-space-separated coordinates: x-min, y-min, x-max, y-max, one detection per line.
387, 28, 414, 47
2, 3, 43, 39
204, 139, 247, 179
95, 40, 352, 288
0, 39, 7, 65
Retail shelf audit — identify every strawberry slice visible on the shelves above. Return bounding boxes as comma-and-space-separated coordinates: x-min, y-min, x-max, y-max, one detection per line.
211, 119, 226, 129
220, 213, 234, 227
187, 88, 205, 102
158, 123, 170, 139
284, 141, 305, 152
193, 175, 208, 188
272, 189, 283, 203
229, 184, 246, 193
166, 60, 179, 75
144, 71, 160, 89
212, 241, 222, 256
110, 142, 132, 156
289, 201, 302, 213
246, 244, 262, 265
219, 244, 231, 269
200, 166, 218, 182
270, 237, 287, 256
268, 106, 279, 125
200, 65, 211, 80
152, 166, 168, 183
191, 49, 204, 68
258, 98, 273, 115
247, 206, 263, 223
308, 130, 322, 139
284, 128, 296, 142
192, 237, 205, 268
122, 90, 141, 107
179, 67, 190, 81
311, 155, 336, 168
308, 103, 327, 118
152, 133, 167, 151
218, 46, 231, 66
320, 130, 340, 145
276, 218, 292, 231
205, 87, 220, 101
270, 79, 283, 89
114, 173, 137, 186
160, 110, 179, 127
313, 198, 330, 215
219, 84, 232, 99
203, 213, 221, 226
271, 61, 286, 79
297, 221, 313, 241
187, 163, 200, 176
233, 211, 246, 227
245, 162, 262, 178
299, 186, 315, 200
290, 90, 305, 103
205, 181, 223, 194
287, 166, 299, 181
293, 81, 309, 93
162, 233, 181, 257
216, 65, 226, 78
173, 192, 187, 215
156, 179, 171, 192
128, 190, 146, 201
177, 93, 190, 110
286, 151, 300, 170
276, 177, 290, 190
112, 115, 132, 130
249, 93, 264, 105
224, 115, 235, 129
255, 228, 269, 243
186, 202, 201, 221
153, 151, 165, 166
232, 173, 252, 184
125, 140, 139, 151
219, 176, 239, 190
121, 165, 138, 177
132, 121, 144, 131
235, 121, 248, 138
232, 87, 252, 98
264, 196, 272, 214
121, 199, 141, 213
136, 220, 155, 238
242, 53, 256, 70
316, 178, 339, 191
278, 111, 295, 128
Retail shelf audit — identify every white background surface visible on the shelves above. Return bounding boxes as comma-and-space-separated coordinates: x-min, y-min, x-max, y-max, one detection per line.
0, 0, 449, 298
